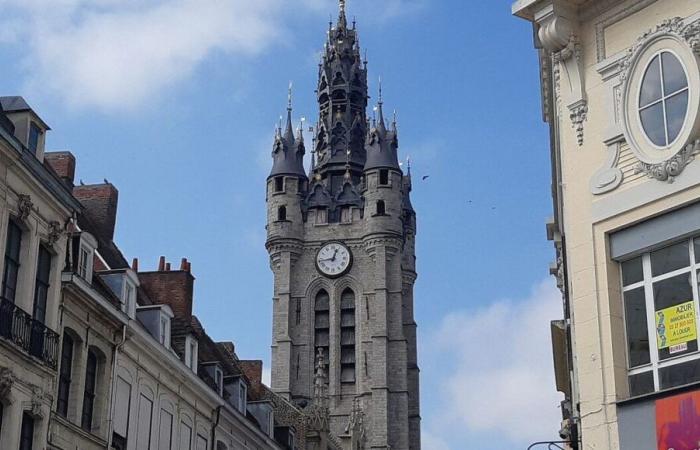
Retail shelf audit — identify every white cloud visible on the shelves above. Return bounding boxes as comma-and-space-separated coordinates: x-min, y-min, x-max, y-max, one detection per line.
422, 430, 452, 450
429, 279, 564, 445
0, 0, 424, 112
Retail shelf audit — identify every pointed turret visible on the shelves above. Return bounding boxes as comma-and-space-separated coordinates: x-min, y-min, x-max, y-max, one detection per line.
364, 83, 401, 172
269, 84, 306, 179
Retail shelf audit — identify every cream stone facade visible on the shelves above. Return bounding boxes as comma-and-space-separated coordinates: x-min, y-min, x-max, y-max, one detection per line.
515, 1, 700, 449
0, 98, 82, 450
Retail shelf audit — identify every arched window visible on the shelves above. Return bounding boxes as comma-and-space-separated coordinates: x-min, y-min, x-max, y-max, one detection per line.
278, 206, 287, 222
314, 290, 330, 368
340, 289, 356, 384
81, 349, 99, 430
376, 200, 386, 216
57, 333, 74, 417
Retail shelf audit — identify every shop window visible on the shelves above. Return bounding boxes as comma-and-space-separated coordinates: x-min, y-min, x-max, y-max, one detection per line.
621, 237, 700, 395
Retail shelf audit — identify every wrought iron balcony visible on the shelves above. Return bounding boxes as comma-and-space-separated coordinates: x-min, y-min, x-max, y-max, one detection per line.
0, 297, 59, 370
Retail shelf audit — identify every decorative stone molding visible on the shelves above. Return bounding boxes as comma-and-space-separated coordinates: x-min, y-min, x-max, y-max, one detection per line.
536, 5, 588, 147
619, 17, 700, 182
594, 0, 659, 62
590, 141, 624, 194
635, 139, 699, 183
18, 193, 33, 222
0, 366, 14, 401
47, 220, 63, 246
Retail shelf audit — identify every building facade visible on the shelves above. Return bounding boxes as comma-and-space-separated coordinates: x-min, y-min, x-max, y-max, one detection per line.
514, 0, 700, 449
266, 2, 420, 449
0, 97, 82, 450
0, 97, 306, 450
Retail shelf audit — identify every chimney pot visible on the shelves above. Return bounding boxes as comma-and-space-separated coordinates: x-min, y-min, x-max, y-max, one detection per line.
132, 258, 139, 272
158, 256, 165, 271
180, 258, 187, 271
165, 263, 171, 271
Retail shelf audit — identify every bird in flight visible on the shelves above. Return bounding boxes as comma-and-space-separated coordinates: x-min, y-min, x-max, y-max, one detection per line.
422, 175, 430, 181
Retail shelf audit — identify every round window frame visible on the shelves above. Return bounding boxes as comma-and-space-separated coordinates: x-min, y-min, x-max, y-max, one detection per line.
621, 34, 700, 165
636, 49, 690, 149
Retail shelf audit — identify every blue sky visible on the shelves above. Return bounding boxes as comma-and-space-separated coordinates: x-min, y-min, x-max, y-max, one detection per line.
0, 1, 563, 448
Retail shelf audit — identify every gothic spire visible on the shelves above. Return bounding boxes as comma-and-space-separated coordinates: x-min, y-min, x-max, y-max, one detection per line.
314, 0, 368, 177
269, 84, 306, 179
364, 82, 401, 172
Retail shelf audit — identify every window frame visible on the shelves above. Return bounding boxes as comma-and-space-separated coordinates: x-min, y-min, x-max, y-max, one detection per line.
57, 333, 74, 417
636, 49, 690, 149
2, 219, 22, 303
621, 237, 700, 394
81, 349, 98, 431
28, 122, 42, 155
32, 244, 52, 324
19, 412, 34, 450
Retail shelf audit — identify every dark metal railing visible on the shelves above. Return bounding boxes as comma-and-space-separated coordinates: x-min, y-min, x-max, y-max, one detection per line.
0, 297, 59, 370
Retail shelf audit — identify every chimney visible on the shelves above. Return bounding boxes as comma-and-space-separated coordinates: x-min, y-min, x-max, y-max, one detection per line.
131, 258, 139, 272
44, 151, 76, 188
139, 257, 195, 318
73, 183, 119, 242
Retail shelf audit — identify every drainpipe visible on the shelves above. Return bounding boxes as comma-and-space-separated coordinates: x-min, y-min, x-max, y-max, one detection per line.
106, 322, 128, 449
210, 405, 222, 450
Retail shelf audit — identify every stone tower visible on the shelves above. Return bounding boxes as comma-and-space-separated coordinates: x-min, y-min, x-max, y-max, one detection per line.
265, 2, 420, 449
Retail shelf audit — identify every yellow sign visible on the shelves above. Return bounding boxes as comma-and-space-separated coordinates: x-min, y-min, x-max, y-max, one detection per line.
656, 301, 697, 352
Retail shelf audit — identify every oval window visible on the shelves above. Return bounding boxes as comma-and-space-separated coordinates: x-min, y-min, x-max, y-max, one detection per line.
638, 51, 689, 147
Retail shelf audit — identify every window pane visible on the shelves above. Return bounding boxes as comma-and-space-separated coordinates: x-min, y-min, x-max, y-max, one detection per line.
628, 371, 655, 397
20, 413, 34, 450
653, 274, 697, 360
640, 101, 666, 146
662, 52, 688, 95
624, 288, 651, 367
660, 358, 700, 389
665, 90, 689, 144
651, 241, 690, 276
28, 124, 40, 153
640, 55, 662, 107
696, 238, 700, 263
622, 257, 644, 286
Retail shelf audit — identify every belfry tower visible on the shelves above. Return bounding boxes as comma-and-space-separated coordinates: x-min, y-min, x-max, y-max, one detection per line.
266, 2, 420, 448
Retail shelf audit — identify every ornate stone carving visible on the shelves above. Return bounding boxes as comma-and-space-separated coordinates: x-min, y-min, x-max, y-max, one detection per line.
47, 221, 63, 246
18, 194, 33, 222
635, 139, 699, 183
344, 397, 367, 448
538, 7, 587, 148
0, 366, 14, 400
590, 142, 624, 195
569, 100, 588, 146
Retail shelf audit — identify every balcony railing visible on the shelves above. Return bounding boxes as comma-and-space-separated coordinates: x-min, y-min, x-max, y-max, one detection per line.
0, 297, 59, 370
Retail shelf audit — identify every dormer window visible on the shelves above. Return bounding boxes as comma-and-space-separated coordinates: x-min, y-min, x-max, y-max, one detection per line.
71, 232, 97, 283
28, 123, 41, 155
238, 379, 247, 414
136, 304, 174, 348
215, 367, 224, 396
99, 268, 138, 318
203, 363, 224, 396
184, 335, 198, 372
123, 282, 135, 318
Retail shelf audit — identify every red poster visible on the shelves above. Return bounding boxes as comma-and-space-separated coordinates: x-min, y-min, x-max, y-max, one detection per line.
657, 390, 700, 450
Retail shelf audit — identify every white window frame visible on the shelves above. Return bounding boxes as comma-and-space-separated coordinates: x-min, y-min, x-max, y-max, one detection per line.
622, 237, 700, 392
184, 335, 198, 373
636, 49, 690, 149
214, 366, 224, 397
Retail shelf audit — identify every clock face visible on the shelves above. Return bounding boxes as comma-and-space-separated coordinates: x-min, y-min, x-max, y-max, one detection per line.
316, 242, 352, 278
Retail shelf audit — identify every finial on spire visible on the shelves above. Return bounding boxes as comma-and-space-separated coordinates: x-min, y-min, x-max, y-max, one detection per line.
339, 0, 346, 15
287, 81, 293, 111
378, 76, 383, 104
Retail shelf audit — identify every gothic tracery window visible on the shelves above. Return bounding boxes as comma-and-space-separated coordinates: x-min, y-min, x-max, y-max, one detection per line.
340, 288, 356, 384
315, 290, 330, 374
